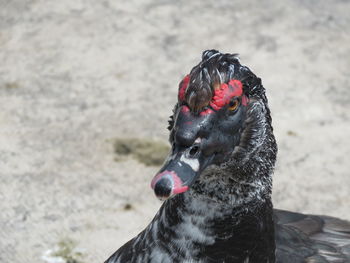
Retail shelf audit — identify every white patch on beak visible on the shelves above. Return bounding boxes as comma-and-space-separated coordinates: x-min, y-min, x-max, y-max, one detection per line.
194, 138, 202, 144
180, 154, 199, 172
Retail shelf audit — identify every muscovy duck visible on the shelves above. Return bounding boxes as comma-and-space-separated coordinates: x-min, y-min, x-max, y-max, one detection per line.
105, 50, 350, 263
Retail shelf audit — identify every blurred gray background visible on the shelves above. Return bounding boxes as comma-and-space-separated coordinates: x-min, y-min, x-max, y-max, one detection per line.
0, 0, 349, 262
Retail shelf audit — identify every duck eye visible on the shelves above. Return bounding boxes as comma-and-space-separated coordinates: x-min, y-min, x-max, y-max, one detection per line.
228, 98, 240, 111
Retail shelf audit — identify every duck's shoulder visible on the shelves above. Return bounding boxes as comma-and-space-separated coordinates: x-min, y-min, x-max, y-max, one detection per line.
274, 209, 350, 263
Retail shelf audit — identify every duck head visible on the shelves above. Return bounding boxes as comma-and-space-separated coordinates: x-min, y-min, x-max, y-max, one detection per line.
151, 50, 276, 200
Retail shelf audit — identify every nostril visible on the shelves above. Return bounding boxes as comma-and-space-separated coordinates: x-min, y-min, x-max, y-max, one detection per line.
189, 145, 200, 157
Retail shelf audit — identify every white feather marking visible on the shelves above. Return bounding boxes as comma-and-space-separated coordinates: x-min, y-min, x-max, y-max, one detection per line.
150, 248, 171, 263
177, 216, 215, 244
151, 220, 158, 241
180, 155, 199, 172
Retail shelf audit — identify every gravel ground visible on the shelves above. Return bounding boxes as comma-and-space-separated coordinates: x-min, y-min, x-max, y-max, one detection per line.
0, 0, 349, 262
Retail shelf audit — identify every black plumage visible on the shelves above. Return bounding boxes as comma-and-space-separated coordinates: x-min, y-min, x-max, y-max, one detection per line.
105, 50, 350, 263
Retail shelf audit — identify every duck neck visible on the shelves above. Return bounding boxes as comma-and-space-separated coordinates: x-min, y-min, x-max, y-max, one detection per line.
158, 187, 275, 262
159, 127, 277, 261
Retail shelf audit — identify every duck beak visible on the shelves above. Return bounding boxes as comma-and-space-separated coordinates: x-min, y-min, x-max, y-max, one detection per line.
150, 145, 214, 200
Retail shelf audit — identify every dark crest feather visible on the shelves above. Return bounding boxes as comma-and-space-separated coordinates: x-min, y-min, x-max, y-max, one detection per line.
184, 50, 265, 113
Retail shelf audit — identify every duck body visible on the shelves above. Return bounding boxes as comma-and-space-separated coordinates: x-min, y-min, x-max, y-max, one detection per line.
106, 195, 350, 263
105, 50, 350, 263
275, 209, 350, 263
